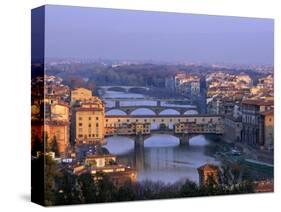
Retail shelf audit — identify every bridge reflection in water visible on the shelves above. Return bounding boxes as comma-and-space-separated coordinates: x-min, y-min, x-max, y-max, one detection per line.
104, 134, 220, 184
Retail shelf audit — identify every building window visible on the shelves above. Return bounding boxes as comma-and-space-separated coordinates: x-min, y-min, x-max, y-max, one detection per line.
79, 117, 82, 121
127, 119, 130, 122
118, 119, 120, 122
88, 124, 91, 127
79, 123, 82, 126
89, 117, 91, 120
96, 117, 99, 121
106, 119, 108, 122
96, 123, 99, 127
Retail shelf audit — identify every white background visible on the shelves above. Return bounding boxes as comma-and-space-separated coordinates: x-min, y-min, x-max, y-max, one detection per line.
0, 0, 280, 211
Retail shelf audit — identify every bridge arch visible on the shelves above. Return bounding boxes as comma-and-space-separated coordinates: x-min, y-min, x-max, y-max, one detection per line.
143, 134, 180, 147
104, 135, 134, 154
107, 86, 127, 92
130, 108, 156, 116
128, 87, 148, 94
159, 109, 181, 115
188, 135, 210, 146
106, 109, 127, 115
184, 109, 198, 115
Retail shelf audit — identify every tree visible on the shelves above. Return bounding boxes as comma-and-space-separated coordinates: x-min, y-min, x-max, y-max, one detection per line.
78, 173, 97, 203
67, 76, 85, 89
179, 180, 200, 197
44, 155, 61, 206
31, 134, 43, 156
115, 182, 136, 201
95, 172, 117, 203
54, 171, 83, 205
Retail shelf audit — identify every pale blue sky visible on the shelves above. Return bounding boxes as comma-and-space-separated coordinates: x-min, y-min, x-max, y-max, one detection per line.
45, 5, 274, 65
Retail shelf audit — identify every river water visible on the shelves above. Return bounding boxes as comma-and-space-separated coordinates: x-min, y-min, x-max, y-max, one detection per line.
104, 134, 220, 184
102, 89, 220, 184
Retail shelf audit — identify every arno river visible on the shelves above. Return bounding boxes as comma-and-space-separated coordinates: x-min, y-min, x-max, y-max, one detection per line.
105, 135, 220, 184
101, 90, 220, 184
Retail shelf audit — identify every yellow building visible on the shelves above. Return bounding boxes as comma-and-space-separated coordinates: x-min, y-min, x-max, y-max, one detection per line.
71, 87, 93, 102
261, 110, 274, 149
50, 103, 69, 121
75, 99, 105, 145
105, 122, 151, 136
85, 154, 117, 167
44, 120, 69, 155
46, 102, 70, 155
32, 101, 70, 156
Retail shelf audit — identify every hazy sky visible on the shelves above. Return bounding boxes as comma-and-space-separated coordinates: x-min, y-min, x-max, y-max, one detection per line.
45, 5, 274, 65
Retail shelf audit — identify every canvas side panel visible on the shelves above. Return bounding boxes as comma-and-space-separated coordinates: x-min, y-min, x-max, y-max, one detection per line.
31, 5, 45, 206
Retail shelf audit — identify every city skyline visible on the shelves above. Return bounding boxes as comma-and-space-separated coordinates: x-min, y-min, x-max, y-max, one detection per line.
45, 5, 274, 65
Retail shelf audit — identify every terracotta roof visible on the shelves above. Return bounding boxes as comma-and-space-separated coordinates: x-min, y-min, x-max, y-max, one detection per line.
260, 110, 274, 116
76, 108, 103, 112
242, 99, 273, 106
197, 163, 220, 171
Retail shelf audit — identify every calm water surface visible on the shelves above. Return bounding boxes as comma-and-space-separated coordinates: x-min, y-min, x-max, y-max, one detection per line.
105, 135, 220, 184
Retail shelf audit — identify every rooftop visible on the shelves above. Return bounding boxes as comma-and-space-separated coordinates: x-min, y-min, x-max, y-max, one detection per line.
242, 99, 274, 106
197, 163, 220, 172
260, 110, 274, 116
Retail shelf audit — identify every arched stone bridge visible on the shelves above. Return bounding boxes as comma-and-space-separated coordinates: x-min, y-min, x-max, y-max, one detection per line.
105, 99, 198, 116
106, 106, 198, 116
104, 114, 224, 146
125, 131, 208, 146
98, 86, 150, 93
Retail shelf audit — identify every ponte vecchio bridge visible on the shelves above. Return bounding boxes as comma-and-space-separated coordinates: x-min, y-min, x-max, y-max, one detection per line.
105, 98, 198, 116
104, 114, 224, 146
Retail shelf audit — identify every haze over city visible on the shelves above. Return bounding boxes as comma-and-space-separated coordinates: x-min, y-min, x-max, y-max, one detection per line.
45, 5, 274, 65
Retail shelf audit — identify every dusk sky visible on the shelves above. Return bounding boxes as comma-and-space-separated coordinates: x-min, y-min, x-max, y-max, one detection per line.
45, 5, 274, 65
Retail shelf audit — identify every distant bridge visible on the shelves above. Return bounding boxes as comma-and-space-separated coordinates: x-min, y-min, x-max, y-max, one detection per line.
106, 106, 198, 116
98, 86, 150, 93
105, 99, 197, 115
